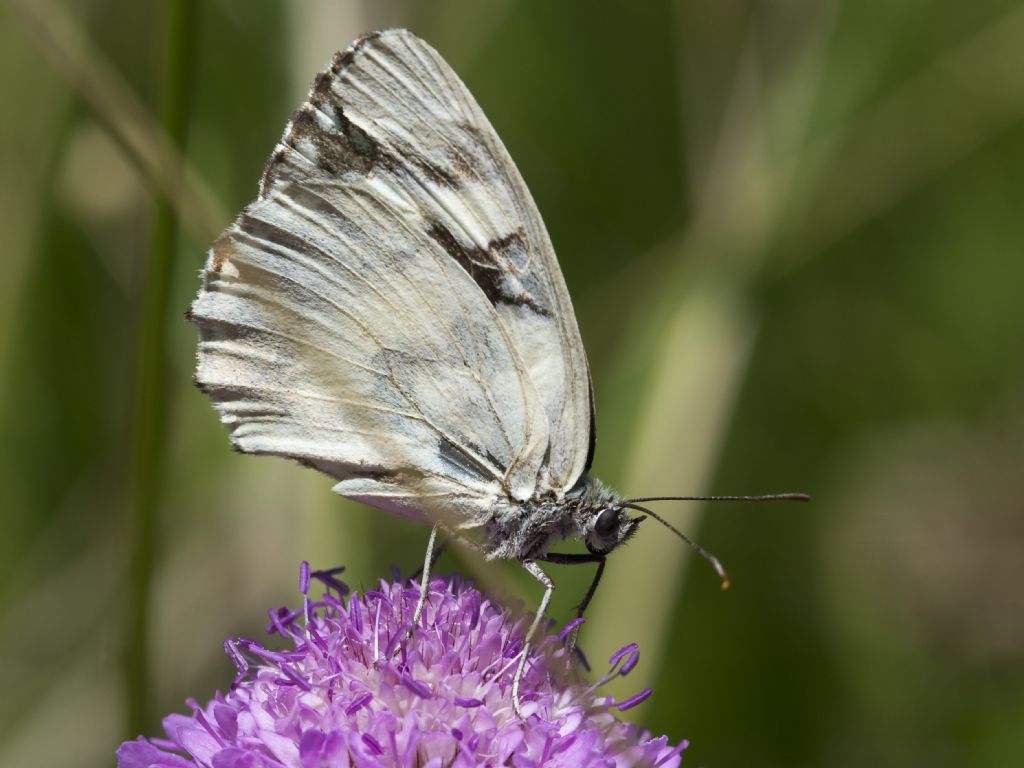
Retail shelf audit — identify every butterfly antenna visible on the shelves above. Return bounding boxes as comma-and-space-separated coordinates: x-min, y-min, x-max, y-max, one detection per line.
625, 493, 810, 504
621, 502, 731, 590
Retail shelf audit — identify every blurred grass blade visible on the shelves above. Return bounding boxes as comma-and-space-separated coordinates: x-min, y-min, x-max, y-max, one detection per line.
584, 266, 756, 706
775, 2, 1024, 269
125, 0, 199, 737
8, 0, 225, 243
586, 4, 838, 719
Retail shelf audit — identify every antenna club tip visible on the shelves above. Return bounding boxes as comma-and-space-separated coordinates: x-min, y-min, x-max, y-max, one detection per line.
720, 577, 731, 591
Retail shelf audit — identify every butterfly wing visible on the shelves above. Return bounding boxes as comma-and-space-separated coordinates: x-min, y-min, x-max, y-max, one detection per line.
190, 29, 592, 526
270, 29, 595, 493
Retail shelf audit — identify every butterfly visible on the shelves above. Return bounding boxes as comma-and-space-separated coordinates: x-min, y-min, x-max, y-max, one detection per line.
189, 29, 806, 717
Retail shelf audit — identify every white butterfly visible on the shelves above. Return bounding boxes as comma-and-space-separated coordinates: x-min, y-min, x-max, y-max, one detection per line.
190, 29, 801, 716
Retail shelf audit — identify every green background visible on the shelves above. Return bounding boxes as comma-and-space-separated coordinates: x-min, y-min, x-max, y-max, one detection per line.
2, 1, 1023, 765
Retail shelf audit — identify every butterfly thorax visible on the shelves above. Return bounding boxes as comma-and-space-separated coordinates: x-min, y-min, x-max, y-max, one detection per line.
479, 476, 629, 561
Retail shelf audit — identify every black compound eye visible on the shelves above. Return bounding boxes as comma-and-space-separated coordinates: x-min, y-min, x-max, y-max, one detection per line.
595, 507, 619, 538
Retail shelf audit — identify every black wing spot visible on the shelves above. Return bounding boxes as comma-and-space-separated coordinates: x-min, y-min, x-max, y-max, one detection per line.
286, 107, 382, 177
426, 222, 550, 316
405, 153, 461, 188
312, 71, 333, 98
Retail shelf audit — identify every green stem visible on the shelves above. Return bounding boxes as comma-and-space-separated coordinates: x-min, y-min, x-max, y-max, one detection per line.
126, 0, 199, 737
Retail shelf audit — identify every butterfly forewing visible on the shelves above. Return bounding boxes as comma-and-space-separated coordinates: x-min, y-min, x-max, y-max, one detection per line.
191, 29, 592, 526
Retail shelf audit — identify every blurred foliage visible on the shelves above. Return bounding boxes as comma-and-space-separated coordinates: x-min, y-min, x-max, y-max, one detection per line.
1, 0, 1023, 766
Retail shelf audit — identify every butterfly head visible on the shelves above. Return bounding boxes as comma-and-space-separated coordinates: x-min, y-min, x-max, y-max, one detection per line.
569, 477, 644, 555
585, 504, 645, 555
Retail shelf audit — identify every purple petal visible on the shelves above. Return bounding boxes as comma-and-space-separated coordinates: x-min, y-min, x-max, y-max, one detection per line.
361, 733, 385, 756
605, 642, 641, 679
187, 698, 226, 747
223, 639, 248, 674
609, 642, 639, 667
116, 738, 193, 768
655, 739, 691, 767
614, 687, 653, 711
401, 673, 432, 699
211, 747, 263, 768
345, 691, 373, 715
620, 647, 640, 676
265, 606, 299, 636
237, 639, 288, 663
384, 626, 407, 658
278, 663, 312, 691
298, 729, 324, 761
212, 704, 238, 740
558, 617, 585, 642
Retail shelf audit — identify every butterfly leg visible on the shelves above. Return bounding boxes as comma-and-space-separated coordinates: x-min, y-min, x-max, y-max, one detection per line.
408, 522, 441, 638
538, 551, 606, 658
512, 560, 554, 719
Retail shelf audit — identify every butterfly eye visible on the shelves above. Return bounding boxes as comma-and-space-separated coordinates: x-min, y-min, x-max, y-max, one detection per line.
594, 507, 620, 538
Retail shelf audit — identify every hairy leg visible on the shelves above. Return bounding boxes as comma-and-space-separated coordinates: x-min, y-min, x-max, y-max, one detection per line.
408, 522, 440, 636
406, 524, 484, 638
537, 551, 606, 657
512, 560, 554, 719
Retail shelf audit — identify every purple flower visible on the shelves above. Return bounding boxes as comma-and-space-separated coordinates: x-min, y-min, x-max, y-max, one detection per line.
118, 565, 688, 767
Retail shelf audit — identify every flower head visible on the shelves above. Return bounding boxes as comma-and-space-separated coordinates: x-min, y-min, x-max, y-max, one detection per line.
118, 564, 688, 767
